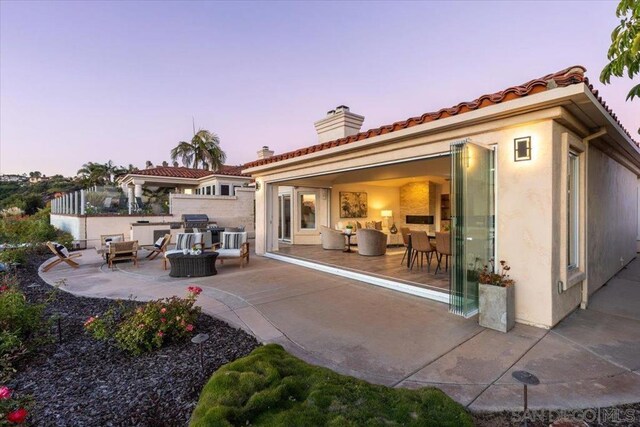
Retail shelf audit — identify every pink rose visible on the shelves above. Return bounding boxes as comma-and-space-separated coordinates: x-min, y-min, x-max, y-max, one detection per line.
186, 324, 194, 332
187, 286, 202, 295
157, 331, 164, 337
138, 323, 145, 329
160, 318, 166, 323
7, 408, 28, 424
83, 317, 95, 327
160, 307, 167, 314
0, 285, 9, 292
0, 386, 11, 400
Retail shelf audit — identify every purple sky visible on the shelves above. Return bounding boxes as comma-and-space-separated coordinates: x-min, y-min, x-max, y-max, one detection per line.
1, 1, 638, 177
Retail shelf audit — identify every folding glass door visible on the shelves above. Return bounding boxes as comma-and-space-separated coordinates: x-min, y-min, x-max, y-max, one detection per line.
449, 141, 495, 317
278, 194, 292, 242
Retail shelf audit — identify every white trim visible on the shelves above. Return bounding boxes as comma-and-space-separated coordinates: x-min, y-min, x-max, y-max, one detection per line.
264, 252, 450, 304
265, 152, 450, 185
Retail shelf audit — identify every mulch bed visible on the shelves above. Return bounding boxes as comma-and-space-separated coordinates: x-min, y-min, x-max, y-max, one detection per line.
7, 254, 260, 427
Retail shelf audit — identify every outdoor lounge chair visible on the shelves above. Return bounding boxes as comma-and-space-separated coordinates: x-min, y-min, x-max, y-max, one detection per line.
43, 242, 82, 272
214, 232, 249, 268
145, 233, 171, 260
108, 240, 139, 269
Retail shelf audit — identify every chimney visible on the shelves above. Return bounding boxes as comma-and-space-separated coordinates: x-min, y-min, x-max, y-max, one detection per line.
313, 105, 364, 143
257, 145, 274, 159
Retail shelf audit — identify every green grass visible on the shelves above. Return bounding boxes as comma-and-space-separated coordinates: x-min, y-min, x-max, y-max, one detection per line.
190, 344, 473, 427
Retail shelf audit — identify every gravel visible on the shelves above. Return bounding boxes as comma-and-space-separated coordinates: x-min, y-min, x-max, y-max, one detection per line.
7, 255, 260, 426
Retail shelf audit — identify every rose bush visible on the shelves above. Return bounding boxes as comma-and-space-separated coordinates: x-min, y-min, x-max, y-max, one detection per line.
85, 287, 202, 355
0, 274, 46, 381
0, 386, 30, 426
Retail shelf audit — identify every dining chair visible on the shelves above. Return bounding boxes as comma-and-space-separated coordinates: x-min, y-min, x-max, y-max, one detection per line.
400, 227, 411, 265
410, 231, 436, 272
435, 232, 451, 274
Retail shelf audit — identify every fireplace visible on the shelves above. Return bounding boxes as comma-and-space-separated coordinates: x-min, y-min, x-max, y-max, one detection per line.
406, 215, 434, 225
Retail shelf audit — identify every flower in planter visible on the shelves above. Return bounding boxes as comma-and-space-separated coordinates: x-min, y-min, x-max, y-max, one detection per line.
477, 259, 515, 287
0, 386, 11, 399
186, 324, 194, 332
160, 307, 167, 314
7, 407, 28, 424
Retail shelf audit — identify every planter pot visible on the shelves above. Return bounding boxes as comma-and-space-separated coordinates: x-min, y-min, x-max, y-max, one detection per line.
479, 283, 515, 333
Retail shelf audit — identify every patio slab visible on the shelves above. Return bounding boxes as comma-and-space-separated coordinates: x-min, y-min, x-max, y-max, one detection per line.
38, 248, 640, 411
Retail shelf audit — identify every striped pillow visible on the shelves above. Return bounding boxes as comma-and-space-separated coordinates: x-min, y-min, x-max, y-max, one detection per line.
223, 233, 242, 249
176, 234, 194, 250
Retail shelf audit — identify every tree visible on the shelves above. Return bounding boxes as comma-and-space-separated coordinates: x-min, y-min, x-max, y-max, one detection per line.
170, 129, 226, 170
600, 0, 640, 105
28, 171, 42, 179
77, 162, 108, 186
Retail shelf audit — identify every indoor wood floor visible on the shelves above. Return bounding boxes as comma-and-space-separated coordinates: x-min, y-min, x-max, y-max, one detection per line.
275, 243, 450, 293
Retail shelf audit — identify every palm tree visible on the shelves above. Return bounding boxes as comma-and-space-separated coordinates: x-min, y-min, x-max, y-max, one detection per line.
170, 129, 226, 170
77, 162, 108, 186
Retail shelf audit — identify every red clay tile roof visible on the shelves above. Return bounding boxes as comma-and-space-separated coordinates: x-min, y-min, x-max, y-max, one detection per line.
245, 65, 638, 169
131, 165, 249, 179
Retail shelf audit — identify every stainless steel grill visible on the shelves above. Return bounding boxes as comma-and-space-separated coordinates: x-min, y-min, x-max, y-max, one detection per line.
182, 214, 209, 231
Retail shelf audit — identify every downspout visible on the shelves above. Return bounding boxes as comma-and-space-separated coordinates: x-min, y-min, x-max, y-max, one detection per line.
580, 127, 607, 309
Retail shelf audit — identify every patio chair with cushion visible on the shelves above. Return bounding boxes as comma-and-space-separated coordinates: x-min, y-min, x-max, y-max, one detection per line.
163, 232, 204, 269
145, 233, 171, 260
100, 234, 125, 246
42, 242, 82, 272
321, 226, 345, 250
108, 240, 139, 269
357, 229, 387, 256
214, 232, 249, 268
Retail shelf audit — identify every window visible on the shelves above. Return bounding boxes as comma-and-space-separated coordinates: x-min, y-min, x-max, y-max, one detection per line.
196, 188, 200, 195
211, 185, 216, 196
205, 186, 211, 195
221, 185, 230, 196
300, 194, 316, 229
568, 153, 579, 269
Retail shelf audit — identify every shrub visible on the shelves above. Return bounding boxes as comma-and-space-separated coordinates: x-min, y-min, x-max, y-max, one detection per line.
191, 344, 474, 427
0, 274, 46, 381
0, 249, 28, 267
0, 208, 73, 249
85, 286, 203, 355
0, 386, 31, 426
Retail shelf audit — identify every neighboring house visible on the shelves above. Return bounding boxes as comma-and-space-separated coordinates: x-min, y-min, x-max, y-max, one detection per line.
50, 164, 255, 247
0, 174, 28, 183
244, 66, 640, 329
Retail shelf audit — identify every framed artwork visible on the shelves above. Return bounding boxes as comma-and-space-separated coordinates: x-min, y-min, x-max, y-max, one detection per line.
340, 192, 368, 218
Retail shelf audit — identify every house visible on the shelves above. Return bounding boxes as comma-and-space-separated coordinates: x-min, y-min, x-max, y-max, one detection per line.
243, 66, 639, 329
50, 164, 255, 247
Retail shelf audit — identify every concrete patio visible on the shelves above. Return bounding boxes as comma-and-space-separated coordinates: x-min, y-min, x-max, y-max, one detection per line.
39, 247, 640, 412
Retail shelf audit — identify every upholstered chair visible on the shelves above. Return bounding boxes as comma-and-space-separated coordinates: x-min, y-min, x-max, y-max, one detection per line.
357, 229, 387, 256
321, 226, 345, 250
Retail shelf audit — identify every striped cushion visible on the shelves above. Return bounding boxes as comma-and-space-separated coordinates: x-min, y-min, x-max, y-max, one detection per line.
223, 233, 241, 249
176, 233, 194, 250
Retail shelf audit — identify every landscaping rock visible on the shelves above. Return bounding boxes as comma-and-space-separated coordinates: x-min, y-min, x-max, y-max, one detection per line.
7, 255, 260, 426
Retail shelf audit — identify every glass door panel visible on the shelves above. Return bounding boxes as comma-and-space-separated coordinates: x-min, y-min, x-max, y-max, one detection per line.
278, 195, 292, 242
450, 141, 495, 317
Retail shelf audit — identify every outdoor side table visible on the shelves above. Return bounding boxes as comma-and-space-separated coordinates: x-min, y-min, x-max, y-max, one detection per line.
166, 252, 218, 277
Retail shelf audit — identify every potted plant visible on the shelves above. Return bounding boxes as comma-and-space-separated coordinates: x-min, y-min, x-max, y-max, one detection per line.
477, 260, 515, 333
344, 225, 353, 235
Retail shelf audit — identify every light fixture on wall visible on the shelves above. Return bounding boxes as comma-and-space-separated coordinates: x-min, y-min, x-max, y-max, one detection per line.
254, 181, 261, 191
381, 210, 398, 234
514, 136, 532, 161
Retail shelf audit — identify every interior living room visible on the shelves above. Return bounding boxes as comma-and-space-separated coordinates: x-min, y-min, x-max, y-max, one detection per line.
269, 156, 452, 298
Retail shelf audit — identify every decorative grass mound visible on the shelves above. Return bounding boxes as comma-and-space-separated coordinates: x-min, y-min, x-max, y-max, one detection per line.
190, 344, 473, 426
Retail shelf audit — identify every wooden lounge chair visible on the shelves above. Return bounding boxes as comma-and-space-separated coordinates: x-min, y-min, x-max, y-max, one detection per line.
108, 240, 139, 269
214, 232, 249, 268
146, 234, 171, 260
43, 242, 82, 272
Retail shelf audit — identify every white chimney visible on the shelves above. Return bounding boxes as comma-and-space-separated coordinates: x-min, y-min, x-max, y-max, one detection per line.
257, 146, 274, 159
314, 105, 364, 143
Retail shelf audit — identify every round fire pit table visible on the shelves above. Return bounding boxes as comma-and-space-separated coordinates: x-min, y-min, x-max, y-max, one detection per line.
166, 252, 218, 277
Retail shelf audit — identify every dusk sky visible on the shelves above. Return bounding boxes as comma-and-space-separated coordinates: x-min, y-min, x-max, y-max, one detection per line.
1, 1, 638, 177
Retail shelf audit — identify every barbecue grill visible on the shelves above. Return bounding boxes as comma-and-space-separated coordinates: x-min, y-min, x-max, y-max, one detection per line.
182, 214, 210, 231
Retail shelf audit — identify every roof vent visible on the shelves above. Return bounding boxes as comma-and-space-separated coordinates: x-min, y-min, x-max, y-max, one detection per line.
314, 106, 364, 143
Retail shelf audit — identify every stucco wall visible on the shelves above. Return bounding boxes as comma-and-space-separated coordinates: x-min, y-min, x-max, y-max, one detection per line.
587, 144, 638, 295
170, 189, 255, 235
